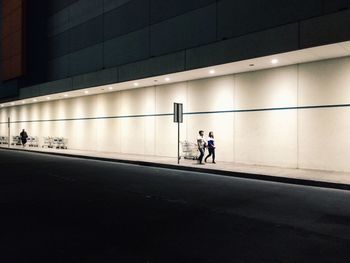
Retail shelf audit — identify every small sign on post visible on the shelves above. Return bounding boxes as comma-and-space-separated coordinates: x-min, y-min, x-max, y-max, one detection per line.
174, 103, 183, 164
173, 103, 183, 123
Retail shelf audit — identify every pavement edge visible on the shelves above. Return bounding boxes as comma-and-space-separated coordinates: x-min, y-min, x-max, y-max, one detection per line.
2, 147, 350, 191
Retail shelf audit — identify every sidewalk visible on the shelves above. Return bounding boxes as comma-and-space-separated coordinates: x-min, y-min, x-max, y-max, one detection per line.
2, 145, 350, 190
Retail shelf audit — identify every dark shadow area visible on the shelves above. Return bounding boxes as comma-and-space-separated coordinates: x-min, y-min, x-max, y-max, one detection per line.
0, 149, 349, 262
23, 0, 49, 87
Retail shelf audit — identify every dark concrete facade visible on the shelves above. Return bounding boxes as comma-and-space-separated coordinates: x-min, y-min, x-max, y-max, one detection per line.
1, 0, 350, 101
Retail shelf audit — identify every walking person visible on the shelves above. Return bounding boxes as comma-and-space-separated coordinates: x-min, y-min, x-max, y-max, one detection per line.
205, 131, 216, 164
20, 129, 28, 147
197, 130, 206, 164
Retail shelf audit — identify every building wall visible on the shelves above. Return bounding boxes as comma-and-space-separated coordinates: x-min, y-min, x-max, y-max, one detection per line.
2, 56, 350, 172
2, 0, 350, 100
46, 0, 350, 81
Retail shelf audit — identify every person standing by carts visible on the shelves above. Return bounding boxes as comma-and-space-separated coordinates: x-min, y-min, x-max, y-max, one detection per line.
20, 129, 28, 147
205, 131, 216, 164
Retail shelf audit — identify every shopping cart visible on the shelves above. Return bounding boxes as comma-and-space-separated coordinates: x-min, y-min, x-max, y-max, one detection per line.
28, 136, 39, 147
11, 136, 22, 146
42, 137, 53, 148
58, 137, 68, 149
52, 137, 68, 149
0, 136, 8, 145
180, 140, 198, 160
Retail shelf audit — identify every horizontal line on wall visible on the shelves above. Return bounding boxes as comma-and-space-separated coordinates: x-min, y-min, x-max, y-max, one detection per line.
1, 103, 350, 124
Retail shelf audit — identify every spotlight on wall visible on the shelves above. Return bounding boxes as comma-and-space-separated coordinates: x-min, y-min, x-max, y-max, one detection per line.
209, 69, 215, 74
271, 58, 279, 64
47, 97, 51, 100
84, 90, 89, 94
64, 94, 69, 97
22, 101, 26, 104
33, 99, 37, 102
165, 77, 170, 82
11, 102, 15, 105
108, 86, 113, 90
133, 82, 139, 87
0, 104, 3, 107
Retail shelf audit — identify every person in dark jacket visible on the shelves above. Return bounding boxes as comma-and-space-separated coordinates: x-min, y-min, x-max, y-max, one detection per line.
20, 129, 28, 147
205, 131, 215, 163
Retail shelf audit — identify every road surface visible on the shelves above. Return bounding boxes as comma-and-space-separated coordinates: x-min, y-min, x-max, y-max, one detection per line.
0, 149, 349, 262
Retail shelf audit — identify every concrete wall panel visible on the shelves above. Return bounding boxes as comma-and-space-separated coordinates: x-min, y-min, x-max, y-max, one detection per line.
96, 118, 121, 152
298, 108, 350, 172
235, 110, 298, 167
104, 28, 149, 68
155, 116, 178, 157
71, 16, 103, 52
72, 67, 119, 90
120, 118, 145, 154
40, 78, 73, 96
323, 0, 350, 13
118, 87, 155, 116
48, 0, 76, 15
150, 4, 216, 56
144, 116, 156, 155
48, 55, 71, 80
103, 0, 132, 13
187, 75, 234, 112
104, 0, 149, 40
0, 107, 8, 123
300, 9, 350, 48
235, 66, 298, 110
150, 0, 215, 24
155, 82, 187, 114
186, 24, 299, 70
48, 8, 71, 37
48, 31, 71, 59
70, 44, 103, 76
298, 57, 350, 106
118, 51, 185, 82
69, 0, 103, 31
217, 0, 322, 40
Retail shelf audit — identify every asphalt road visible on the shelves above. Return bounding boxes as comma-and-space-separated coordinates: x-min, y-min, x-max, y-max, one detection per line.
0, 149, 350, 263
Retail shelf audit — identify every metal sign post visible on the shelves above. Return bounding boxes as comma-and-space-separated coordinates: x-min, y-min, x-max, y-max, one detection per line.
7, 117, 10, 148
173, 103, 183, 164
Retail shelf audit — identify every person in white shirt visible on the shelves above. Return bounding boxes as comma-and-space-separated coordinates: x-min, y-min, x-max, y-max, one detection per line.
197, 130, 207, 164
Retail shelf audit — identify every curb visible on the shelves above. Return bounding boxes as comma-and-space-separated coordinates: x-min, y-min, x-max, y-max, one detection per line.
2, 147, 350, 191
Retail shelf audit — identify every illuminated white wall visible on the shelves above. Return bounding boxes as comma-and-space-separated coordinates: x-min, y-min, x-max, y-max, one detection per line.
298, 57, 350, 171
1, 56, 350, 172
235, 66, 298, 167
